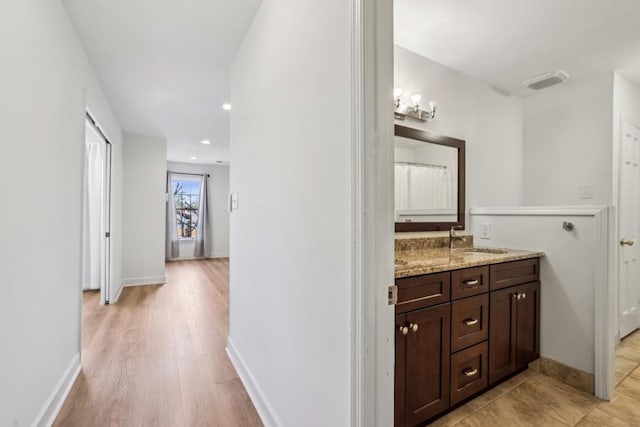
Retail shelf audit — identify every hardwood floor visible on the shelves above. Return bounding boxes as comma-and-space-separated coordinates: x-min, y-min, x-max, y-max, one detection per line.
54, 259, 262, 427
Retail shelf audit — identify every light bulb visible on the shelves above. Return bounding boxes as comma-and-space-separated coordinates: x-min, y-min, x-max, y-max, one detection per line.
394, 88, 403, 98
410, 94, 422, 106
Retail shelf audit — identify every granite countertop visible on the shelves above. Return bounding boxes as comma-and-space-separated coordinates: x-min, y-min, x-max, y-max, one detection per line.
395, 246, 545, 278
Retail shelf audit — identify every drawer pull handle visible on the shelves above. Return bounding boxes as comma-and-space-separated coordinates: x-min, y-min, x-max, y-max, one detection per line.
463, 368, 478, 377
463, 279, 480, 287
464, 318, 479, 326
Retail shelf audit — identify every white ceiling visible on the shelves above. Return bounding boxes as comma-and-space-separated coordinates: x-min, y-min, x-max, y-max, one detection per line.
63, 0, 262, 164
395, 0, 640, 97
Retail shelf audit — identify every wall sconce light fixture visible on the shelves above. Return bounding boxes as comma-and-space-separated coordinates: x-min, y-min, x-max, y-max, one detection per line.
394, 88, 436, 122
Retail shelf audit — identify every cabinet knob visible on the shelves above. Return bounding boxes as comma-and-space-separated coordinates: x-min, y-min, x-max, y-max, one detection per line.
522, 293, 527, 300
410, 323, 419, 332
463, 368, 478, 377
399, 326, 408, 335
513, 293, 519, 300
464, 318, 479, 326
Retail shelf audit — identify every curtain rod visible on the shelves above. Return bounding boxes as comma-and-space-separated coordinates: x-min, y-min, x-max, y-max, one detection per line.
395, 161, 447, 169
168, 171, 210, 178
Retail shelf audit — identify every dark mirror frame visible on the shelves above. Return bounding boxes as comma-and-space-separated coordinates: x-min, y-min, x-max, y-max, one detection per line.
394, 124, 466, 232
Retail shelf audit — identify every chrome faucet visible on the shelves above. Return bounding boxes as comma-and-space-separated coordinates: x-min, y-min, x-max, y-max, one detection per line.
450, 226, 465, 249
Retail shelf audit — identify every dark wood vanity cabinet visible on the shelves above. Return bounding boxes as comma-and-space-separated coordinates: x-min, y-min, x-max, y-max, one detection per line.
395, 258, 540, 426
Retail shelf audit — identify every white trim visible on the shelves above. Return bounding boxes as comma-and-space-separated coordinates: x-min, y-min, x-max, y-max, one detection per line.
32, 353, 81, 427
350, 0, 365, 425
470, 206, 609, 216
211, 252, 229, 258
367, 0, 395, 424
593, 207, 615, 399
121, 275, 166, 287
226, 338, 282, 427
166, 254, 229, 262
111, 282, 124, 303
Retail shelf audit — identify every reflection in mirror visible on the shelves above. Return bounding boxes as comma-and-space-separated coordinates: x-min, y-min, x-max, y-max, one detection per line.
394, 125, 465, 232
395, 136, 458, 222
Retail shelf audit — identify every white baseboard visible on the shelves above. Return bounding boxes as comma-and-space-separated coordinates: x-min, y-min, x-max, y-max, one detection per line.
166, 254, 229, 262
226, 338, 281, 427
32, 353, 81, 427
211, 252, 229, 258
111, 283, 124, 303
121, 275, 166, 287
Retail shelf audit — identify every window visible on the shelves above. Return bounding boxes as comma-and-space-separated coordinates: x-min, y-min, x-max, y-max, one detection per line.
172, 177, 201, 240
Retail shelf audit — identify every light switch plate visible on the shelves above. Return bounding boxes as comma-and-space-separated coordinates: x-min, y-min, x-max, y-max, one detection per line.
579, 184, 593, 199
230, 193, 239, 211
480, 224, 491, 240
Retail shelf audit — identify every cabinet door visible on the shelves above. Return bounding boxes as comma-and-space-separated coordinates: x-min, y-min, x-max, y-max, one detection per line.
404, 304, 451, 426
489, 287, 517, 385
516, 281, 540, 369
395, 314, 407, 427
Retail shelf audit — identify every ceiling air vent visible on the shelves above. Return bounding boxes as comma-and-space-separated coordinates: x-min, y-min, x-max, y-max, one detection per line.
523, 70, 570, 90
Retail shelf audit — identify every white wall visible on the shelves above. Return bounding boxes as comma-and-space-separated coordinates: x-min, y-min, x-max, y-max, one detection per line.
122, 134, 167, 285
0, 1, 123, 425
228, 0, 352, 425
523, 73, 614, 206
167, 161, 230, 258
470, 208, 609, 376
394, 46, 525, 226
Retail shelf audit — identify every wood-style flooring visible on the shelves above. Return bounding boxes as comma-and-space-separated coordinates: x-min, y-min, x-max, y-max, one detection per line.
54, 259, 262, 427
433, 330, 640, 426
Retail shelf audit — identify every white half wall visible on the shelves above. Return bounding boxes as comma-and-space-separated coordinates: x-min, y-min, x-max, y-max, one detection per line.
470, 207, 610, 376
394, 46, 525, 228
229, 0, 352, 425
0, 1, 123, 425
122, 134, 167, 285
167, 161, 230, 258
523, 73, 614, 206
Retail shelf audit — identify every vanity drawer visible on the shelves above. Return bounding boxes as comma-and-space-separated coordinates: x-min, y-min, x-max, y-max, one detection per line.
451, 266, 489, 300
395, 272, 450, 314
451, 294, 489, 352
450, 341, 489, 406
490, 258, 539, 290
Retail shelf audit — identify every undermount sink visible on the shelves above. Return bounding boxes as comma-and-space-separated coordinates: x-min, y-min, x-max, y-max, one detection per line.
461, 248, 508, 255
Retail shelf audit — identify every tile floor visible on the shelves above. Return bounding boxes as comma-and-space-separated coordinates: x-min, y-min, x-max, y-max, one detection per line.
431, 330, 640, 426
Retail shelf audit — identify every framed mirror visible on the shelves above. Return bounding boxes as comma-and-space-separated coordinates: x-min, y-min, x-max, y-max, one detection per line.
394, 125, 465, 232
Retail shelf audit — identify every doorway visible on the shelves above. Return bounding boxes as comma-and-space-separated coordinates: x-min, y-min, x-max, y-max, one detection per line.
618, 120, 640, 339
82, 112, 112, 304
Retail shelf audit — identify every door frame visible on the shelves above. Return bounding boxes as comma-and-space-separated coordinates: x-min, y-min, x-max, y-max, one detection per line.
85, 111, 113, 305
350, 0, 395, 425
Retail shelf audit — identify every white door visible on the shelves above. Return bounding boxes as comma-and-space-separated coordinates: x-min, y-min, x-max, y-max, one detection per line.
619, 121, 640, 338
83, 114, 112, 304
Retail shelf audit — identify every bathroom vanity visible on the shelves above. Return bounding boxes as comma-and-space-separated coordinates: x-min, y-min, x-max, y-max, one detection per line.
394, 242, 544, 426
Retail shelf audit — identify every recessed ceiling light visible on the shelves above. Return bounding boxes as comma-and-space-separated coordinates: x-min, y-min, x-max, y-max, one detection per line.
200, 139, 211, 145
189, 156, 198, 160
222, 103, 231, 111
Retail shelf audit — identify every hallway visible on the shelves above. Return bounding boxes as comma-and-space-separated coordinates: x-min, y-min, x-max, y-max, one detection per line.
54, 259, 261, 426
